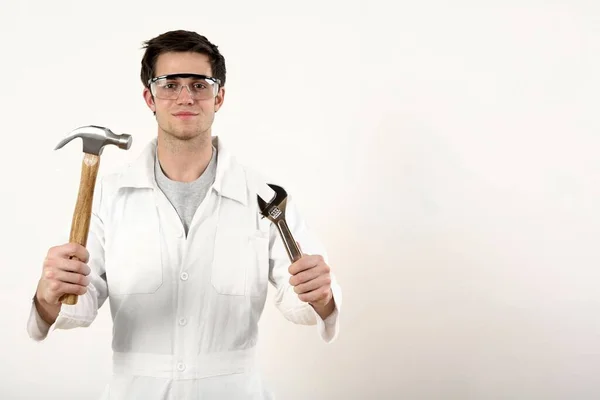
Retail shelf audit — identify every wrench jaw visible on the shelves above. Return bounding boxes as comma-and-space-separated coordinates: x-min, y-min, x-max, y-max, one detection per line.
256, 183, 303, 263
257, 184, 288, 223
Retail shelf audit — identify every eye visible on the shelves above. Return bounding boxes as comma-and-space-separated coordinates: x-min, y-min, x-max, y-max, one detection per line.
193, 82, 208, 90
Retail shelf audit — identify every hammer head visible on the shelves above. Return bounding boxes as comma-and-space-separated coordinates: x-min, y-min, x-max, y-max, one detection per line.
55, 125, 132, 156
257, 184, 289, 223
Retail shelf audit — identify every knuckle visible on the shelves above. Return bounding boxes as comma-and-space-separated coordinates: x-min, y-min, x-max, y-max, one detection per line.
79, 286, 88, 295
64, 242, 76, 254
291, 273, 301, 284
49, 281, 60, 292
44, 268, 54, 280
82, 263, 91, 276
42, 257, 53, 269
77, 261, 87, 274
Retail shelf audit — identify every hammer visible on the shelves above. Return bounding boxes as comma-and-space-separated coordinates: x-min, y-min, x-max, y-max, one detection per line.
257, 184, 302, 263
54, 125, 132, 305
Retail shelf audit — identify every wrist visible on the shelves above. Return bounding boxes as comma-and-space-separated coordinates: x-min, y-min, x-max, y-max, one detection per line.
33, 292, 60, 326
310, 292, 335, 319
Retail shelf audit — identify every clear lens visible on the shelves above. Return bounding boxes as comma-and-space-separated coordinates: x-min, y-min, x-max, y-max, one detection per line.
151, 76, 218, 100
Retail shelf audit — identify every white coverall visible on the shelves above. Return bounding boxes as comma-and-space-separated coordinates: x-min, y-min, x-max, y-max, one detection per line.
27, 136, 342, 399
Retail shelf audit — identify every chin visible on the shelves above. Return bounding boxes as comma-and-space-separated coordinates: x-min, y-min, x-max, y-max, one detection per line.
172, 130, 201, 141
176, 125, 213, 141
157, 116, 210, 142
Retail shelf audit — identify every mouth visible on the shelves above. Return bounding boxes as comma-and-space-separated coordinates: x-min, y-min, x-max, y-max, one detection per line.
173, 112, 198, 120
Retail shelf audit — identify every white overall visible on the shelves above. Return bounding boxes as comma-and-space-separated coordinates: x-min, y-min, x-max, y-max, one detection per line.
27, 136, 341, 399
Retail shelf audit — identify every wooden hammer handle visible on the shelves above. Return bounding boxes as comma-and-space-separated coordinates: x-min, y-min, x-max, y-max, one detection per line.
59, 153, 100, 305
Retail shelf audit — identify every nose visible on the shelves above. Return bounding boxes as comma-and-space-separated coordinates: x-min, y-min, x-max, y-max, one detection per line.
176, 85, 194, 104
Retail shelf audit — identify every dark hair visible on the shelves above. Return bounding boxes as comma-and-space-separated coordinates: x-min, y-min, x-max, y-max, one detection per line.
140, 30, 226, 88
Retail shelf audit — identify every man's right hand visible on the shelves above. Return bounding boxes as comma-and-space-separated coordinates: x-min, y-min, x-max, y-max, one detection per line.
34, 243, 91, 325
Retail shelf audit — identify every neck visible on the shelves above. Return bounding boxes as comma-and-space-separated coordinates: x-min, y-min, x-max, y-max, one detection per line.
156, 132, 213, 182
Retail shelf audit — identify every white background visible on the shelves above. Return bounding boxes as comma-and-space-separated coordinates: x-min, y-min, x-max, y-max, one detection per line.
1, 0, 599, 399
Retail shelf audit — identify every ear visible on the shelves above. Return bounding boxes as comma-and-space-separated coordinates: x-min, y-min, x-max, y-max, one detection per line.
214, 86, 226, 112
143, 87, 156, 113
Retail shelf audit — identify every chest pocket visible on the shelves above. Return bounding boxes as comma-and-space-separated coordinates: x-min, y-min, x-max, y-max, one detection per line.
211, 197, 270, 297
104, 190, 164, 296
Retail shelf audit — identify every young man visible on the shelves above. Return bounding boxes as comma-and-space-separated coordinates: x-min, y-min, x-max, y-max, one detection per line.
27, 30, 342, 399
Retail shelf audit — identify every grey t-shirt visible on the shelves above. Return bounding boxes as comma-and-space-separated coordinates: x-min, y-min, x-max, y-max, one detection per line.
154, 146, 217, 236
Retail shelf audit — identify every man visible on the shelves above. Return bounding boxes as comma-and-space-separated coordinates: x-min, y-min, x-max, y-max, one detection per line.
27, 30, 342, 399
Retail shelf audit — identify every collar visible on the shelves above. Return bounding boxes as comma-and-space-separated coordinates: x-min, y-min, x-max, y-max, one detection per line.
117, 135, 248, 205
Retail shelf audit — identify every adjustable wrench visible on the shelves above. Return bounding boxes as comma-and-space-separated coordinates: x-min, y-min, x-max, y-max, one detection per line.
257, 184, 302, 263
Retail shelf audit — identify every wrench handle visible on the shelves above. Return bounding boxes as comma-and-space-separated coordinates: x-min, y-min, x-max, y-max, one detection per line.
59, 153, 100, 305
275, 219, 303, 263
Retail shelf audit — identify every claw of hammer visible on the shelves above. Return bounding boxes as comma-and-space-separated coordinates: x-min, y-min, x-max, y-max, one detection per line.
257, 184, 303, 263
55, 125, 133, 305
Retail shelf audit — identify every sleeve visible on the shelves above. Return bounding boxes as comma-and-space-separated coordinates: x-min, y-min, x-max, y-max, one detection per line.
267, 194, 342, 343
27, 178, 109, 341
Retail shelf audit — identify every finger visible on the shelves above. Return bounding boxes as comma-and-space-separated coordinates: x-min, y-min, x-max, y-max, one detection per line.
44, 257, 90, 277
44, 280, 88, 302
56, 282, 88, 297
49, 243, 89, 263
288, 254, 324, 275
289, 266, 323, 286
298, 287, 332, 303
294, 275, 330, 295
46, 268, 90, 286
49, 257, 91, 275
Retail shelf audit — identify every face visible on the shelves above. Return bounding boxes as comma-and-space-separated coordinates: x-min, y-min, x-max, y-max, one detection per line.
143, 51, 225, 142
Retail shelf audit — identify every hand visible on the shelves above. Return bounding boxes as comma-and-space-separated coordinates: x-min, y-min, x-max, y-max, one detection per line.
288, 247, 333, 312
36, 243, 91, 306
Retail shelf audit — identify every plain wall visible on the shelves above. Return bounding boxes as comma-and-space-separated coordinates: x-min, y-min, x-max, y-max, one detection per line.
1, 0, 599, 399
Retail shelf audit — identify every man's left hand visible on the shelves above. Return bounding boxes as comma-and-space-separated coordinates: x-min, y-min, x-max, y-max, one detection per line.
288, 251, 335, 319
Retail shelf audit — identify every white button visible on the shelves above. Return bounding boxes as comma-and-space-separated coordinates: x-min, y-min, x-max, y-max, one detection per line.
180, 272, 189, 281
177, 231, 184, 238
179, 318, 187, 326
177, 363, 186, 371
